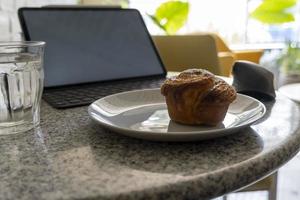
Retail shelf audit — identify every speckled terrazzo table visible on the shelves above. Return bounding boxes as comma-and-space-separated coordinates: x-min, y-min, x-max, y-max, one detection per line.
0, 93, 300, 200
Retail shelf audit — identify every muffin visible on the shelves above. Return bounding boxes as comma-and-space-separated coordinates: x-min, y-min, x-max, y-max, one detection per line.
161, 69, 236, 126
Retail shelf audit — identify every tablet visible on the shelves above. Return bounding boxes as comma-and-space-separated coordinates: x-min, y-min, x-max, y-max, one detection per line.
18, 8, 166, 88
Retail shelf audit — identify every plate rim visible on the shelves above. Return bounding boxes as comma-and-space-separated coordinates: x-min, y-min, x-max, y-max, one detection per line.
88, 88, 266, 135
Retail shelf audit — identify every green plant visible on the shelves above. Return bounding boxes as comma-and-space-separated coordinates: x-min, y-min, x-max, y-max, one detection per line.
148, 0, 189, 35
250, 0, 297, 24
277, 42, 300, 74
250, 0, 300, 74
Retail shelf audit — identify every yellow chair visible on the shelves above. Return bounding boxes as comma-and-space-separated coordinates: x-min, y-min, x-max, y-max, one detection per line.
188, 32, 264, 76
211, 33, 264, 76
152, 35, 223, 76
152, 34, 264, 77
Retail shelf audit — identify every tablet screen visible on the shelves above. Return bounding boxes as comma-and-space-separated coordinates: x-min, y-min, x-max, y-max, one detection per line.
19, 8, 165, 87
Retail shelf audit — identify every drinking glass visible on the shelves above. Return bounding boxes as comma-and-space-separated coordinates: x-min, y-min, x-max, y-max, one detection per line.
0, 41, 45, 135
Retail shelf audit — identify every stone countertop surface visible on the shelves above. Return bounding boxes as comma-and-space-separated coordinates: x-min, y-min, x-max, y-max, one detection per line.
0, 94, 300, 200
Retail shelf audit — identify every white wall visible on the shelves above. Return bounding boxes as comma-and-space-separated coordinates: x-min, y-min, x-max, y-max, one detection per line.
0, 0, 77, 41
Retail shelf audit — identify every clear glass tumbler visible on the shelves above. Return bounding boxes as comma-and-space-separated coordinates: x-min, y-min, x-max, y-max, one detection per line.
0, 41, 45, 135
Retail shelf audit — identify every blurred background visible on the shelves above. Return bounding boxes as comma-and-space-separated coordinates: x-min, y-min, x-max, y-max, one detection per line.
1, 0, 300, 44
1, 0, 300, 199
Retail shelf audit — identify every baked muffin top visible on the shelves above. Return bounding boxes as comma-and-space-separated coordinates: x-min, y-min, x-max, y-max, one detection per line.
161, 69, 215, 96
202, 77, 237, 104
161, 68, 236, 104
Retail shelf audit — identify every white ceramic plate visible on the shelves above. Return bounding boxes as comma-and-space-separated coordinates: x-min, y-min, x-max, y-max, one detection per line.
88, 88, 266, 142
279, 83, 300, 103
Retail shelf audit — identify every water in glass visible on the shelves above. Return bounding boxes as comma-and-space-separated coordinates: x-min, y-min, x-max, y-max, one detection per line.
0, 52, 44, 135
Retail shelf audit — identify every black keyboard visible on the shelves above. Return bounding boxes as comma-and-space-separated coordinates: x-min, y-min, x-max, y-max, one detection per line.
43, 77, 165, 108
